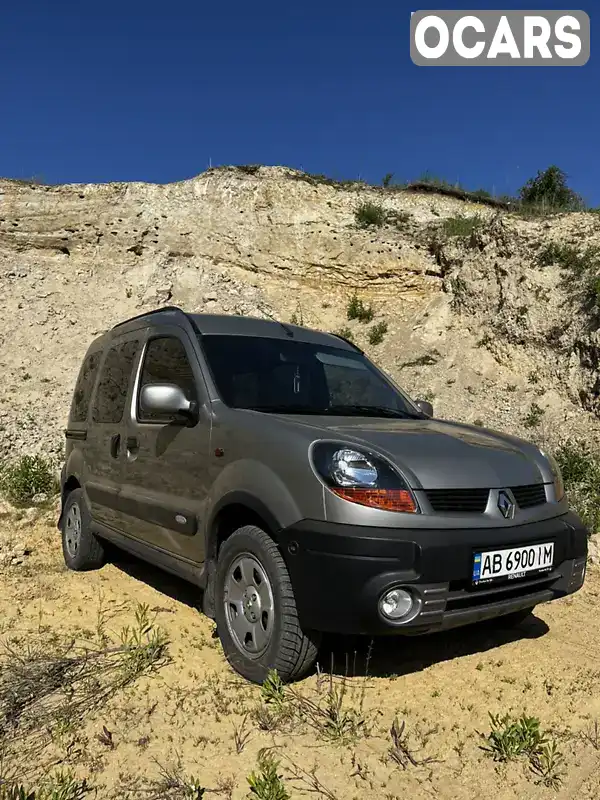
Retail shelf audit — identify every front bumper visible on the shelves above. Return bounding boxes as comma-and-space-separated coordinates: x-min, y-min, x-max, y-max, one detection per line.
277, 512, 588, 635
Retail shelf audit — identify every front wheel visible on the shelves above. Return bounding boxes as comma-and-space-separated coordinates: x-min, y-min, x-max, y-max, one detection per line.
214, 525, 320, 684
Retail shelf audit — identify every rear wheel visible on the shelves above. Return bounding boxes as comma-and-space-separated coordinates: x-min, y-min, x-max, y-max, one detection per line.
61, 488, 106, 571
214, 524, 320, 684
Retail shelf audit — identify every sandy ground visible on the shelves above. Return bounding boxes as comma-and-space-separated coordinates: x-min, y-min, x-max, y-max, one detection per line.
1, 504, 599, 799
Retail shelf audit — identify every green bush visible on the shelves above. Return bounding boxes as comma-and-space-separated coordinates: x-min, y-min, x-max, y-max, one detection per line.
368, 321, 388, 345
347, 293, 374, 323
441, 214, 483, 238
0, 454, 58, 505
523, 403, 545, 429
518, 165, 584, 212
554, 439, 600, 533
536, 242, 600, 274
355, 201, 386, 228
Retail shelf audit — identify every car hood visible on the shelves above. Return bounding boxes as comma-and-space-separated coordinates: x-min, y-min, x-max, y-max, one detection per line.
274, 414, 549, 490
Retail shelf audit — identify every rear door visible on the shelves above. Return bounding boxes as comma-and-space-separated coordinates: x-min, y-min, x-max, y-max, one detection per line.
119, 326, 212, 563
84, 333, 142, 532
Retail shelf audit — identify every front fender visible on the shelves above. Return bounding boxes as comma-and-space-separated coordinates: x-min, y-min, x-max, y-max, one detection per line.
206, 458, 305, 538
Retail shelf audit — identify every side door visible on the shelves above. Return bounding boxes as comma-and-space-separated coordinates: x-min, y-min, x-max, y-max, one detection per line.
84, 333, 142, 532
119, 326, 212, 564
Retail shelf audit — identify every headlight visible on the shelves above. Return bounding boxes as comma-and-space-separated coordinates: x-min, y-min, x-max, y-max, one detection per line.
310, 442, 419, 513
540, 449, 565, 501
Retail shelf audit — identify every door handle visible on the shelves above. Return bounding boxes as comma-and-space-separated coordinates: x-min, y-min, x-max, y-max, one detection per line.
109, 433, 121, 459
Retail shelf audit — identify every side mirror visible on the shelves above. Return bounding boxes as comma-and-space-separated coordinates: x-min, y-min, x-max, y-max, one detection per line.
415, 399, 433, 418
140, 383, 197, 422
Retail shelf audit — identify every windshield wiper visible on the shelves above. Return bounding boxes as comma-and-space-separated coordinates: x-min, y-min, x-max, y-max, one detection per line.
245, 405, 328, 415
244, 404, 422, 419
326, 404, 422, 419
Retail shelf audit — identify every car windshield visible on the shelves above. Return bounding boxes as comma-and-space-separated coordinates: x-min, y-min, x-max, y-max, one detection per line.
198, 334, 422, 418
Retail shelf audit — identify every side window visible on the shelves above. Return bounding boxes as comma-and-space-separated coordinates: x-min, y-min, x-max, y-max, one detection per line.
92, 340, 140, 423
138, 336, 197, 422
70, 351, 101, 422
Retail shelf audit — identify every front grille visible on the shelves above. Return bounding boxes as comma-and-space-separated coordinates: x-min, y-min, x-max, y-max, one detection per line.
424, 483, 547, 514
511, 483, 546, 508
425, 488, 489, 513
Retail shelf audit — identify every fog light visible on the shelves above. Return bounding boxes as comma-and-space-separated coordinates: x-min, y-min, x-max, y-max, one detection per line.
379, 588, 414, 620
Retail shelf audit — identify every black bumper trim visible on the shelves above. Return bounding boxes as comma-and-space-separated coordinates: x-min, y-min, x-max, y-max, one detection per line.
278, 513, 588, 635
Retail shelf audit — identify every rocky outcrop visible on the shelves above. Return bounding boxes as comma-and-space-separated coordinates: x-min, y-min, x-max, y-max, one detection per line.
1, 166, 600, 461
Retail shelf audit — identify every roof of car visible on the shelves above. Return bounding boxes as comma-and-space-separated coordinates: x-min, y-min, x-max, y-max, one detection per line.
108, 306, 361, 352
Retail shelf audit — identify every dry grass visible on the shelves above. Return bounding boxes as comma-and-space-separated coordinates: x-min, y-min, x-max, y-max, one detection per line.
0, 506, 600, 799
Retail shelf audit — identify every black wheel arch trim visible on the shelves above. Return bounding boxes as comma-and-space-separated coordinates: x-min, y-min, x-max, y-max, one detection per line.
206, 491, 284, 557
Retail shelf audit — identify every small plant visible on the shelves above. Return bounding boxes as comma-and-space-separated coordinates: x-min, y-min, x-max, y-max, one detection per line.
347, 293, 374, 323
355, 201, 386, 228
233, 713, 252, 754
506, 384, 517, 392
0, 786, 37, 800
388, 717, 440, 769
247, 750, 290, 800
523, 402, 545, 429
479, 713, 547, 762
473, 419, 484, 427
581, 720, 600, 750
382, 173, 394, 188
529, 740, 565, 789
289, 673, 369, 746
0, 454, 57, 505
536, 242, 600, 274
261, 669, 286, 706
139, 760, 205, 799
480, 713, 565, 787
441, 214, 483, 238
527, 370, 540, 384
368, 321, 388, 345
38, 770, 88, 800
252, 670, 292, 731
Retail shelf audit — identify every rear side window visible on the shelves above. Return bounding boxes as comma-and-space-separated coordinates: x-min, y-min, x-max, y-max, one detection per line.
92, 340, 140, 423
137, 336, 197, 422
70, 351, 101, 422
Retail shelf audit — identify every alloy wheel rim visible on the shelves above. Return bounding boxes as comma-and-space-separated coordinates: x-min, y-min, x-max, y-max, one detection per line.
224, 553, 275, 658
64, 502, 82, 558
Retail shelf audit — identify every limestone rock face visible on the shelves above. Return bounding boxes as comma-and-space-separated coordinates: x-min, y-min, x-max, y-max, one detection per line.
1, 165, 600, 462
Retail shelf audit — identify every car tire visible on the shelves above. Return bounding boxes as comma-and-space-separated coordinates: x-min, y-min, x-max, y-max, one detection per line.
61, 488, 106, 571
214, 524, 321, 684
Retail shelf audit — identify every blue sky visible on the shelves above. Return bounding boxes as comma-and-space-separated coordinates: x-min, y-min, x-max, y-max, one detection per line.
1, 1, 597, 202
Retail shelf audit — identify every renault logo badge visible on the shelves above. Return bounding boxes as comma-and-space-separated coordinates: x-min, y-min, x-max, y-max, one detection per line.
497, 490, 515, 519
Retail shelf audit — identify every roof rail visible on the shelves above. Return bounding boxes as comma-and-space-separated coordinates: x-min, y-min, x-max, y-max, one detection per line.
111, 305, 188, 330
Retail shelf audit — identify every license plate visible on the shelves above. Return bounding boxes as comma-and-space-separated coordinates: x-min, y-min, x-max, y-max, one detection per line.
472, 542, 554, 585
